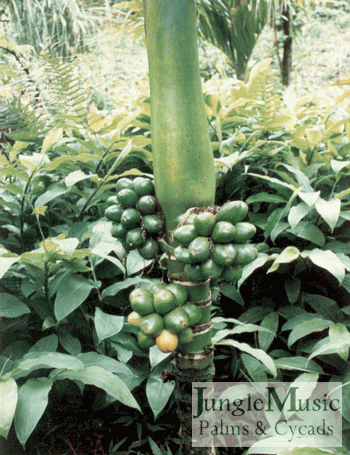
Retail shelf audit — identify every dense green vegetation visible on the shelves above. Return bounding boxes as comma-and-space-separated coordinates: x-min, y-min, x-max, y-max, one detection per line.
0, 1, 350, 454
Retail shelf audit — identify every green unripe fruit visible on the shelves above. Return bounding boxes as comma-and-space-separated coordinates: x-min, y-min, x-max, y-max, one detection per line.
164, 307, 190, 333
193, 212, 216, 236
184, 263, 206, 282
121, 208, 141, 230
150, 281, 168, 294
143, 214, 164, 234
116, 177, 134, 193
111, 223, 127, 239
223, 264, 243, 283
133, 177, 154, 197
176, 212, 196, 226
166, 283, 188, 306
200, 258, 224, 279
139, 313, 164, 336
117, 188, 138, 208
188, 237, 211, 262
212, 243, 236, 266
129, 288, 155, 316
105, 204, 123, 222
128, 311, 142, 327
138, 238, 160, 259
126, 228, 144, 248
138, 330, 156, 349
211, 221, 236, 243
105, 195, 119, 207
182, 303, 201, 325
178, 327, 194, 344
137, 195, 157, 215
231, 222, 256, 244
216, 200, 248, 224
154, 288, 177, 314
233, 244, 258, 265
173, 224, 197, 246
174, 245, 196, 264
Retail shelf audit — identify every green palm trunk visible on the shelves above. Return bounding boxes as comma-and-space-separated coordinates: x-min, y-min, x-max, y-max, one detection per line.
144, 1, 216, 453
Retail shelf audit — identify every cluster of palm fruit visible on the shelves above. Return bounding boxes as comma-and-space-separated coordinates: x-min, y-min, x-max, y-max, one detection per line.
173, 200, 258, 283
127, 282, 202, 353
104, 177, 163, 259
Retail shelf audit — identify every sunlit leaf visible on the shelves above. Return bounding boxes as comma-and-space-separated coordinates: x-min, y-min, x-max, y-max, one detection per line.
14, 378, 53, 447
0, 377, 17, 439
315, 198, 341, 232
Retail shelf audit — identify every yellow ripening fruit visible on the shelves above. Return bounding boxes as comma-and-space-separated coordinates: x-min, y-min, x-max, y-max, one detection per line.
127, 311, 142, 327
156, 329, 179, 353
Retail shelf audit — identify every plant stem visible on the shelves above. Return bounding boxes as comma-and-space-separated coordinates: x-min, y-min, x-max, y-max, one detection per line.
145, 2, 217, 452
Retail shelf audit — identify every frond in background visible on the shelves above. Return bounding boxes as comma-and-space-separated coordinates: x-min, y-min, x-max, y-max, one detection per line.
196, 0, 269, 80
2, 0, 104, 56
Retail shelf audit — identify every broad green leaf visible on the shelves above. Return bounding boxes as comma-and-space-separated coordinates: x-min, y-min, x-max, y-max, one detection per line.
274, 357, 323, 373
212, 324, 274, 344
246, 192, 287, 204
284, 278, 301, 304
59, 332, 81, 355
259, 312, 279, 351
330, 159, 350, 173
148, 437, 164, 455
51, 237, 79, 255
14, 378, 53, 447
278, 163, 313, 192
247, 173, 296, 190
303, 249, 345, 283
315, 198, 341, 232
287, 318, 331, 347
30, 334, 58, 353
102, 276, 144, 298
303, 293, 342, 321
288, 202, 312, 229
54, 275, 97, 322
0, 256, 20, 279
12, 352, 84, 379
65, 170, 94, 188
90, 244, 125, 272
238, 254, 270, 287
308, 336, 350, 363
0, 293, 30, 318
126, 250, 153, 276
149, 345, 172, 370
19, 153, 49, 170
146, 361, 175, 419
0, 377, 17, 438
268, 246, 300, 273
241, 354, 268, 382
329, 323, 350, 360
41, 128, 63, 153
341, 305, 350, 316
306, 128, 323, 145
216, 339, 277, 378
56, 366, 141, 412
298, 191, 320, 207
281, 313, 317, 331
76, 352, 144, 391
94, 307, 124, 343
280, 449, 334, 455
34, 184, 68, 208
290, 222, 325, 246
336, 252, 350, 271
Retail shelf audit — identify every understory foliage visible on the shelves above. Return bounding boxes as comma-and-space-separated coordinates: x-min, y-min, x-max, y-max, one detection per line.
1, 34, 350, 455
